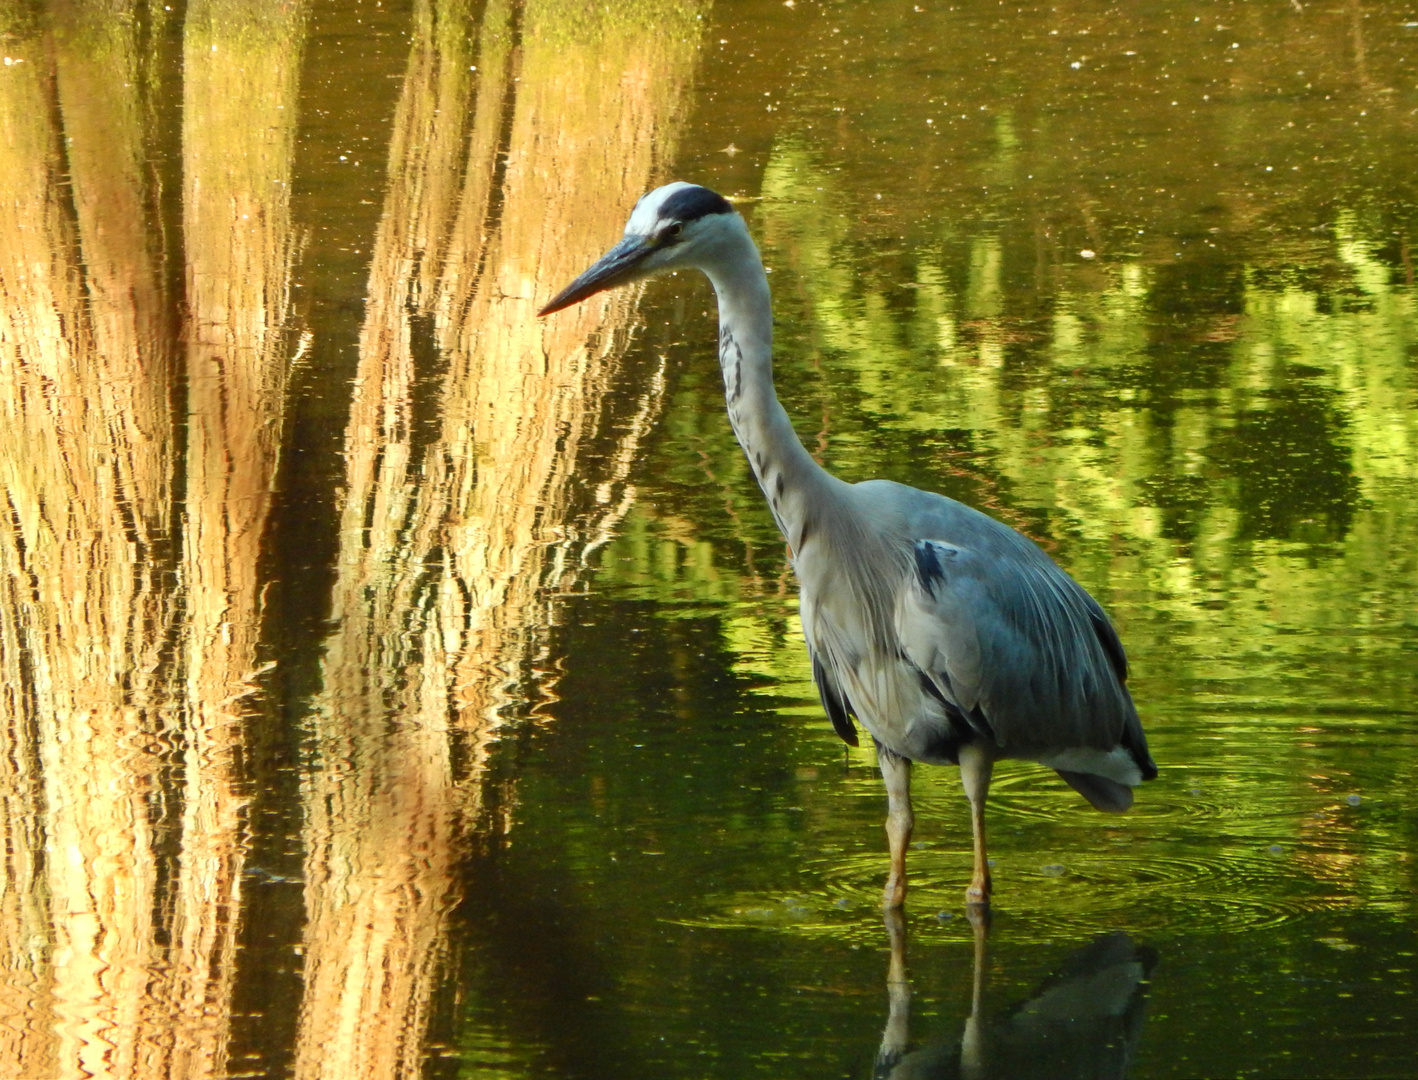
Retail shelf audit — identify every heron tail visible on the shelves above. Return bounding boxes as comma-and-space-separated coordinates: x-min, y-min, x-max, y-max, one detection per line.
1056, 769, 1134, 812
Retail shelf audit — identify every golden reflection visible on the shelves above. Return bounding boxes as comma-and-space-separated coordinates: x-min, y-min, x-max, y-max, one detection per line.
0, 8, 172, 1075
162, 1, 308, 1074
294, 0, 700, 1075
0, 1, 304, 1076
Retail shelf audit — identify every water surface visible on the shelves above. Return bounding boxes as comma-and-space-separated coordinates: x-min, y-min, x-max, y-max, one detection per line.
0, 0, 1415, 1077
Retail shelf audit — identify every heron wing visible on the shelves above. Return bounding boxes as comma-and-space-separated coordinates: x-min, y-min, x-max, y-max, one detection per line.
895, 528, 1143, 763
892, 540, 994, 742
811, 649, 859, 746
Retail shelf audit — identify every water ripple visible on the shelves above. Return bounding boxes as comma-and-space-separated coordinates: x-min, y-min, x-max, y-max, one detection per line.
681, 843, 1358, 944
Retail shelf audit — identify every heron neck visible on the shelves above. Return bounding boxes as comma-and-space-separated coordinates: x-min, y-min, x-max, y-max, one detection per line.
702, 232, 843, 554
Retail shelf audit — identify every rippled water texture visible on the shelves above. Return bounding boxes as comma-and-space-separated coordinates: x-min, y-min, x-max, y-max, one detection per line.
1, 0, 1415, 1077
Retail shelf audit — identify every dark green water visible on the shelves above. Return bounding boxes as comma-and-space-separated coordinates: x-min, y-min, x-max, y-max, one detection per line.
1, 1, 1415, 1077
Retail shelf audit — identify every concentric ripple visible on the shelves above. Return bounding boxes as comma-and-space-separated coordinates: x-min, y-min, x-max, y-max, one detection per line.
681, 843, 1352, 944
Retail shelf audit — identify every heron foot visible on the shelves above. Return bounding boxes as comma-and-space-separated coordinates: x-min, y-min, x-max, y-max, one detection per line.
964, 875, 991, 907
883, 872, 907, 909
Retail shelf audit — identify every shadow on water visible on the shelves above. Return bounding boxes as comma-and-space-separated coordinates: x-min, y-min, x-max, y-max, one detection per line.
437, 842, 648, 1080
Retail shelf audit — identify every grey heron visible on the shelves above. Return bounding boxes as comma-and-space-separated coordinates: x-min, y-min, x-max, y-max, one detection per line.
540, 183, 1156, 909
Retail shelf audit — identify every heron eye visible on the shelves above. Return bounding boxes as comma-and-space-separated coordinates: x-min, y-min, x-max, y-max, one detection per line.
662, 222, 684, 242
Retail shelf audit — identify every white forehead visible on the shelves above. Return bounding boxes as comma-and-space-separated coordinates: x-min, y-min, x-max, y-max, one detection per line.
624, 182, 698, 236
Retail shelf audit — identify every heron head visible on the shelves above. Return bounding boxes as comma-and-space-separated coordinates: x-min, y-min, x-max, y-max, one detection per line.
538, 182, 738, 315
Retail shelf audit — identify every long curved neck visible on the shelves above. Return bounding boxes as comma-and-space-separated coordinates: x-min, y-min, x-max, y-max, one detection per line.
701, 224, 844, 555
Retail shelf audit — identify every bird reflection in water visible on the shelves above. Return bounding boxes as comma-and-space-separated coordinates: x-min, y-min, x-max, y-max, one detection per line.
876, 911, 1157, 1080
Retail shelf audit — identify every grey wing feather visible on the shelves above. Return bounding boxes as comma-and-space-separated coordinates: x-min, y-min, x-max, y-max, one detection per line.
812, 650, 859, 746
1078, 587, 1156, 782
895, 540, 995, 743
1082, 591, 1128, 683
896, 527, 1148, 769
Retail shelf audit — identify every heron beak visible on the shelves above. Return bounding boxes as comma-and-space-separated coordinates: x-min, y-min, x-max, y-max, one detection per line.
538, 235, 655, 316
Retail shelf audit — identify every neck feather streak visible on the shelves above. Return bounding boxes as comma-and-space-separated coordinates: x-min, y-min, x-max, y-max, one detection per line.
701, 229, 843, 555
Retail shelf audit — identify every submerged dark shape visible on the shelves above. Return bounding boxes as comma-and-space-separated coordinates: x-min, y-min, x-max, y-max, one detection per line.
540, 182, 1156, 909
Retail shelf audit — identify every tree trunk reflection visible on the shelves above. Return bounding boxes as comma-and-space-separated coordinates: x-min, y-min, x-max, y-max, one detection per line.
292, 1, 698, 1076
0, 1, 306, 1075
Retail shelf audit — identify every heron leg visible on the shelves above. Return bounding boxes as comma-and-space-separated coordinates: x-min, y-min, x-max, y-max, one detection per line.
878, 743, 913, 908
959, 742, 994, 907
